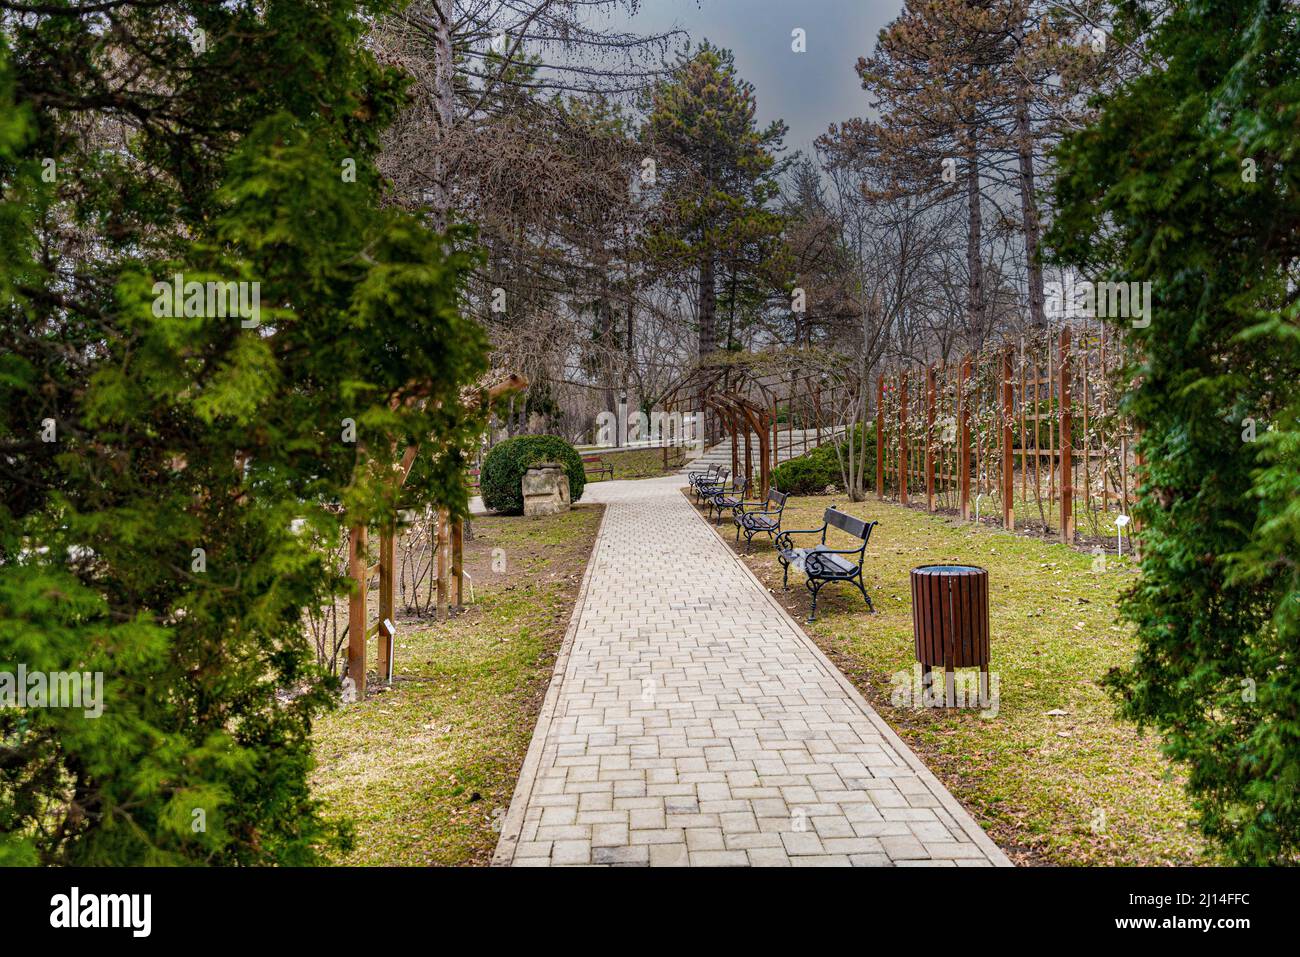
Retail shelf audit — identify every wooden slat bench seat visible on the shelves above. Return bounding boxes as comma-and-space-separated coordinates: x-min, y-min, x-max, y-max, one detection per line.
582, 454, 614, 481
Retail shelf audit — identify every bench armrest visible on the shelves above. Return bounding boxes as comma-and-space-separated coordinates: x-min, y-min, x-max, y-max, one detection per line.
813, 545, 867, 556
778, 525, 827, 538
774, 525, 825, 547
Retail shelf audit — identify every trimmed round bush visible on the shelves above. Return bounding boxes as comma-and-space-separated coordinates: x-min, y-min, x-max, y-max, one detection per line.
480, 434, 587, 514
769, 425, 875, 495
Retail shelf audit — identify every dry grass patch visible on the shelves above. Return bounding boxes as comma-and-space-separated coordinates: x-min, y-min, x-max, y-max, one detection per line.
310, 505, 604, 866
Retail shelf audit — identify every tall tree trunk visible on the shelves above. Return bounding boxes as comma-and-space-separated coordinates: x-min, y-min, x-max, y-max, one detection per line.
429, 1, 455, 233
596, 291, 617, 417
698, 252, 717, 358
965, 137, 985, 351
698, 252, 717, 442
624, 284, 635, 406
727, 265, 738, 350
1014, 68, 1046, 330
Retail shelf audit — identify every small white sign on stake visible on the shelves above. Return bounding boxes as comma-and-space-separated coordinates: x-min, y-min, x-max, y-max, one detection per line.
382, 619, 397, 684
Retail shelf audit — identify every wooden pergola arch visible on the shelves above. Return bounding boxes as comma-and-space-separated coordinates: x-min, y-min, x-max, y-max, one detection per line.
661, 349, 845, 497
701, 391, 772, 496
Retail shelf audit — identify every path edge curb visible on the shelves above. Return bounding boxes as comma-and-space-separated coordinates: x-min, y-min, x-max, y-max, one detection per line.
684, 488, 1014, 868
490, 502, 610, 867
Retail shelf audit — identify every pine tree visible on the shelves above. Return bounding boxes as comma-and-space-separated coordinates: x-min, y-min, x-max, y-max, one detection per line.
843, 0, 1005, 348
831, 1, 1109, 343
641, 42, 788, 364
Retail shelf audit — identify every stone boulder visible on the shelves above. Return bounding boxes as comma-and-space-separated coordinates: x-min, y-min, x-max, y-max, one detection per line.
522, 462, 571, 517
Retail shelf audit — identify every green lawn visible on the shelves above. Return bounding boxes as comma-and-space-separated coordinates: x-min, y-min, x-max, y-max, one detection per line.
702, 490, 1212, 866
588, 447, 685, 481
310, 505, 603, 866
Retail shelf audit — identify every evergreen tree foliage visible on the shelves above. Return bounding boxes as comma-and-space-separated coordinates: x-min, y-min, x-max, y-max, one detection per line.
0, 2, 487, 864
641, 42, 788, 359
1048, 0, 1300, 864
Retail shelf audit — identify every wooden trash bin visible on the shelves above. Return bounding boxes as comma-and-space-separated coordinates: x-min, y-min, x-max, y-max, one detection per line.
910, 564, 990, 707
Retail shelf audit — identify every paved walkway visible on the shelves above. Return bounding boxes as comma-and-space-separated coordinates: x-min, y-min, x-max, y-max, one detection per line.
492, 475, 1010, 867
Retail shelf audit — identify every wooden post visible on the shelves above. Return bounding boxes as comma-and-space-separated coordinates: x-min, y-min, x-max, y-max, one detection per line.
785, 390, 795, 462
347, 523, 368, 694
452, 517, 464, 609
898, 370, 909, 505
1082, 328, 1091, 516
748, 408, 759, 488
377, 524, 395, 680
876, 374, 885, 500
1101, 325, 1110, 512
1133, 441, 1144, 560
1002, 347, 1014, 530
723, 407, 739, 480
958, 356, 971, 521
1060, 328, 1074, 543
1032, 353, 1041, 509
1019, 340, 1027, 504
1120, 433, 1129, 517
1047, 341, 1056, 506
731, 411, 741, 480
938, 365, 947, 500
435, 507, 450, 616
926, 364, 936, 511
771, 396, 779, 470
742, 405, 770, 496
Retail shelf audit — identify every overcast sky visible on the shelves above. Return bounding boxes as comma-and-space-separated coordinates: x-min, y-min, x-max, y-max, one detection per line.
604, 0, 901, 159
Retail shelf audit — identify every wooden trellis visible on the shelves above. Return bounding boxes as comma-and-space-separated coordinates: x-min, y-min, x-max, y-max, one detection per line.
874, 323, 1139, 544
344, 373, 527, 694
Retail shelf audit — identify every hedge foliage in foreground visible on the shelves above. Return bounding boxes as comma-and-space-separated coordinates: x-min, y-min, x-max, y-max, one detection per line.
0, 1, 487, 865
1048, 0, 1300, 864
481, 435, 586, 514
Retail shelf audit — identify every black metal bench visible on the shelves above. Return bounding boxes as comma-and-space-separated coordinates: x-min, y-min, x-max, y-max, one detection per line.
693, 466, 730, 504
734, 488, 788, 552
688, 462, 720, 492
775, 507, 878, 622
706, 476, 749, 525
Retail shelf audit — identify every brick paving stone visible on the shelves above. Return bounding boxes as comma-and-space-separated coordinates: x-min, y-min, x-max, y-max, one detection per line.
494, 476, 1009, 868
